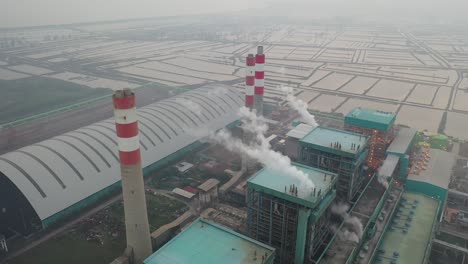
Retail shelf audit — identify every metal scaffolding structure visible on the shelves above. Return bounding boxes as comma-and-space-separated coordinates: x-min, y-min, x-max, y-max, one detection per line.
246, 164, 337, 264
299, 147, 368, 201
344, 124, 394, 171
247, 189, 333, 264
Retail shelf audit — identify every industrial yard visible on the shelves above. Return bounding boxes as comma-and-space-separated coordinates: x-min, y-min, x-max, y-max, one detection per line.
0, 13, 468, 264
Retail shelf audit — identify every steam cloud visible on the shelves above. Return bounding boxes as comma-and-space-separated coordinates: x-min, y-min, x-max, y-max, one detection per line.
281, 86, 318, 127
209, 106, 316, 196
175, 98, 203, 117
377, 174, 389, 189
330, 202, 364, 243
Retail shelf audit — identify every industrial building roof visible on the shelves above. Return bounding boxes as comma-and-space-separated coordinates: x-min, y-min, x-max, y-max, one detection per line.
408, 149, 455, 190
247, 163, 337, 208
386, 127, 417, 155
144, 218, 275, 264
373, 192, 439, 264
0, 84, 242, 221
300, 127, 368, 158
378, 154, 400, 178
286, 123, 314, 139
345, 108, 396, 131
172, 188, 196, 199
198, 178, 220, 192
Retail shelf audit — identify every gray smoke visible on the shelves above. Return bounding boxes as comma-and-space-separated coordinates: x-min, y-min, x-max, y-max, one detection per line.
330, 202, 364, 243
209, 107, 316, 195
281, 86, 318, 127
377, 173, 389, 189
331, 202, 350, 217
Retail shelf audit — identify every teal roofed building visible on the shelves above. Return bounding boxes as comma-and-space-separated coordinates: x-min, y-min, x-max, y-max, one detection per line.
345, 108, 396, 131
344, 107, 396, 170
298, 126, 369, 201
246, 163, 338, 264
144, 218, 275, 264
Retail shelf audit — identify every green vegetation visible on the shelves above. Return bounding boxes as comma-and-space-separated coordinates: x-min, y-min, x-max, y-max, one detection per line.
149, 164, 231, 191
0, 77, 111, 124
10, 194, 187, 264
110, 194, 187, 231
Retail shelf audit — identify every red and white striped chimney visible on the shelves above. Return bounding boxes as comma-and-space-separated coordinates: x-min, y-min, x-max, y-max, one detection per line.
254, 46, 265, 116
113, 89, 152, 264
245, 54, 255, 110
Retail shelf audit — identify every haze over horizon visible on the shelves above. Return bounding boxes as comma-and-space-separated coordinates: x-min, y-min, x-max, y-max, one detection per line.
2, 0, 468, 28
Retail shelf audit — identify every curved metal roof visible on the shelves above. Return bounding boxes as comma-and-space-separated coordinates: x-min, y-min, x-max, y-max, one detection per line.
0, 84, 243, 221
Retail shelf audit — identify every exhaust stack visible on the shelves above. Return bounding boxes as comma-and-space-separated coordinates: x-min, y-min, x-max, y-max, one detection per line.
113, 89, 152, 264
242, 54, 256, 171
254, 46, 265, 116
245, 54, 255, 110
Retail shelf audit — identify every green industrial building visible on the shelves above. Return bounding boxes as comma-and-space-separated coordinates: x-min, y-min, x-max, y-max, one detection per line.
246, 163, 338, 264
144, 218, 276, 264
344, 108, 396, 170
298, 127, 369, 201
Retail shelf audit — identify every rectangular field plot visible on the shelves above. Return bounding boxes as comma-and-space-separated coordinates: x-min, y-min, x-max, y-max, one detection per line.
396, 106, 443, 132
406, 84, 438, 104
301, 70, 332, 87
49, 72, 139, 90
8, 64, 54, 75
134, 61, 236, 81
267, 59, 322, 69
445, 112, 468, 140
313, 73, 355, 91
339, 76, 379, 94
266, 65, 312, 78
367, 80, 415, 101
297, 91, 320, 103
0, 68, 30, 80
164, 57, 238, 75
432, 86, 451, 109
117, 66, 205, 85
453, 90, 468, 111
335, 98, 399, 115
459, 78, 468, 89
308, 94, 347, 112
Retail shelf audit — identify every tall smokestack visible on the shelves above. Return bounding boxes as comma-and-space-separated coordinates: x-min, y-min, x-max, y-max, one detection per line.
254, 46, 265, 116
245, 54, 255, 110
113, 89, 152, 264
242, 54, 256, 171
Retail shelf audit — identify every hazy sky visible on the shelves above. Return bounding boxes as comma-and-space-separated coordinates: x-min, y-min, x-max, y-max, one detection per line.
1, 0, 466, 28
1, 0, 267, 28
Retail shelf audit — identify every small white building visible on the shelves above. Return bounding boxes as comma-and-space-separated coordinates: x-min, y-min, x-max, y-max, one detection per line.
175, 162, 194, 173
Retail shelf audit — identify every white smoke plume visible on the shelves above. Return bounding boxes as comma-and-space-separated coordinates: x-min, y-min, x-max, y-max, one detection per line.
331, 202, 350, 217
209, 107, 316, 196
377, 173, 389, 189
175, 98, 203, 117
330, 202, 364, 243
281, 86, 318, 127
207, 86, 229, 97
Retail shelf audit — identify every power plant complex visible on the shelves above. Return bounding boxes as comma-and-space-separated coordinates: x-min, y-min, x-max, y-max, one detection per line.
0, 46, 464, 264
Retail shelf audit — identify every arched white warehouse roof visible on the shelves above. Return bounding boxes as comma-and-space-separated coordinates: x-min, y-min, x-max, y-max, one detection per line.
0, 84, 243, 221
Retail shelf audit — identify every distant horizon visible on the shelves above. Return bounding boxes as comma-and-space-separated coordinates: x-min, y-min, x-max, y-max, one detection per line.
2, 0, 468, 29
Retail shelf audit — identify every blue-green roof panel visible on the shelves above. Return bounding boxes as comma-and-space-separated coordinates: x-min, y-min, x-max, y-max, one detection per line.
299, 126, 369, 158
345, 108, 396, 131
247, 163, 337, 208
145, 219, 275, 264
